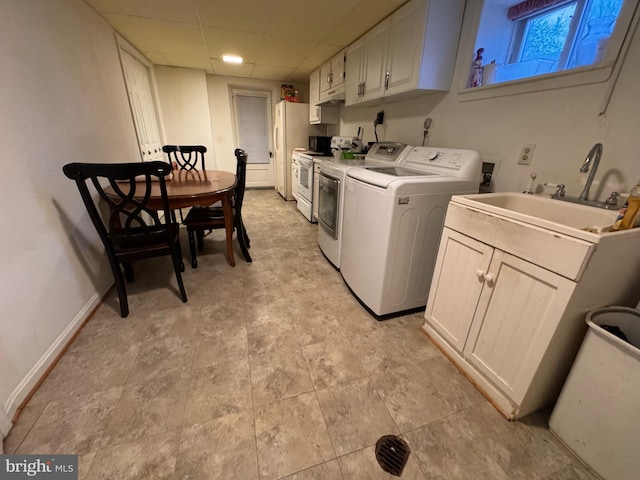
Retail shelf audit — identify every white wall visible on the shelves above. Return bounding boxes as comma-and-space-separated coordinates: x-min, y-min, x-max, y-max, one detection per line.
339, 3, 640, 199
0, 0, 140, 421
154, 66, 216, 166
206, 76, 305, 173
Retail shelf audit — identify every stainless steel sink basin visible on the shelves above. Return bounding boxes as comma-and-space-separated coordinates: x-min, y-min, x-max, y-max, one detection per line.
452, 192, 619, 240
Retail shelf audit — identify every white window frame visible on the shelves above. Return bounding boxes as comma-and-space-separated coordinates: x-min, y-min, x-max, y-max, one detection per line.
458, 0, 640, 109
508, 0, 585, 69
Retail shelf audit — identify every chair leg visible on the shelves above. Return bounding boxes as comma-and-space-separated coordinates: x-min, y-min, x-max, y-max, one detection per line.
196, 231, 204, 251
235, 216, 252, 263
241, 221, 250, 248
169, 243, 188, 303
176, 232, 185, 272
109, 259, 129, 318
123, 262, 134, 282
238, 233, 252, 263
187, 229, 198, 268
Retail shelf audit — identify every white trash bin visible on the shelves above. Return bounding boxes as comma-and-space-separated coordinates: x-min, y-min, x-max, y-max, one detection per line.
549, 305, 640, 480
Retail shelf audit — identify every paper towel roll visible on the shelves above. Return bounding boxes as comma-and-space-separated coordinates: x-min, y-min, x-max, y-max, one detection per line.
483, 63, 499, 85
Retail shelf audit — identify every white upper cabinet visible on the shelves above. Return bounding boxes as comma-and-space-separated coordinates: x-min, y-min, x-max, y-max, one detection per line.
309, 68, 320, 106
345, 0, 465, 106
310, 68, 339, 124
345, 39, 365, 105
318, 49, 346, 103
346, 22, 389, 105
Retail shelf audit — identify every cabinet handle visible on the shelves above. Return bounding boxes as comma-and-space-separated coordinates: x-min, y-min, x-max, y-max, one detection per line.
476, 270, 485, 280
385, 71, 390, 90
484, 273, 495, 285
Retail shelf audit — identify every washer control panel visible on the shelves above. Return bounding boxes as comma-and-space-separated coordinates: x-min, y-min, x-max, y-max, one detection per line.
365, 142, 411, 164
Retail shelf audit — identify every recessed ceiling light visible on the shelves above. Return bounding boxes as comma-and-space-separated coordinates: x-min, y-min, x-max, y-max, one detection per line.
222, 55, 243, 64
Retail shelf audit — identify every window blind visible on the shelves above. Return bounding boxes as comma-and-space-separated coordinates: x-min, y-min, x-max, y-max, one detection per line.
234, 95, 270, 164
508, 0, 566, 20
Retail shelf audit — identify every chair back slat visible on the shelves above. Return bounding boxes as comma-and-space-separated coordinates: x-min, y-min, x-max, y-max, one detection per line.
63, 161, 173, 251
162, 145, 206, 171
233, 148, 248, 213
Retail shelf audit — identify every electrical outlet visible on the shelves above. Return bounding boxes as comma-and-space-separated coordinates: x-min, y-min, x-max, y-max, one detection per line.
518, 143, 536, 165
376, 110, 384, 125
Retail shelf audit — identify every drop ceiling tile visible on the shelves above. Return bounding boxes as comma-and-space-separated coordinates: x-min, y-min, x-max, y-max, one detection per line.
203, 27, 263, 63
162, 54, 212, 71
266, 9, 337, 43
118, 0, 199, 24
326, 0, 407, 46
276, 0, 361, 15
250, 64, 295, 81
142, 51, 169, 65
132, 17, 208, 56
85, 0, 125, 14
210, 59, 255, 78
297, 43, 345, 71
287, 67, 316, 82
104, 13, 152, 48
196, 0, 276, 34
257, 34, 315, 68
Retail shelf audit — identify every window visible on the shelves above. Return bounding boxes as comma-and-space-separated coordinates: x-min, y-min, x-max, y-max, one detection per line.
468, 0, 633, 87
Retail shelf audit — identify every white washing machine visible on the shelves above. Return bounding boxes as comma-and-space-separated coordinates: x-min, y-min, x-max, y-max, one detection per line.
317, 143, 411, 269
340, 146, 482, 317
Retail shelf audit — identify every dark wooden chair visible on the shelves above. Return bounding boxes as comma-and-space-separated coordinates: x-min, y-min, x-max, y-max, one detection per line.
182, 148, 251, 267
162, 145, 207, 222
161, 145, 206, 171
63, 161, 187, 318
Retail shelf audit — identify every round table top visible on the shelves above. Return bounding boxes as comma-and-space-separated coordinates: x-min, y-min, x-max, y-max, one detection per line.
164, 169, 236, 203
105, 169, 237, 210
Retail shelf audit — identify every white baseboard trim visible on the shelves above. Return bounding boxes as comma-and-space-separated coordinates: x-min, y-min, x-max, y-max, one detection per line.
2, 283, 112, 425
0, 408, 12, 442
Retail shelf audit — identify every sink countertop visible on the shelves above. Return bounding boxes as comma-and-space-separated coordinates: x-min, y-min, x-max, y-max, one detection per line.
450, 192, 635, 244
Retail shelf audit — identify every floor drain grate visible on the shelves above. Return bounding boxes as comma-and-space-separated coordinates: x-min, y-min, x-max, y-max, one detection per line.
375, 435, 411, 476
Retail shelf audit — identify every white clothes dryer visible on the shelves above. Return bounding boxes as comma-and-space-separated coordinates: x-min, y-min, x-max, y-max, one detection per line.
340, 146, 482, 317
317, 143, 412, 269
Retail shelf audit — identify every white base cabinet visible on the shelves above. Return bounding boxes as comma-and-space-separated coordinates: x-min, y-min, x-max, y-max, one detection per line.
423, 200, 640, 419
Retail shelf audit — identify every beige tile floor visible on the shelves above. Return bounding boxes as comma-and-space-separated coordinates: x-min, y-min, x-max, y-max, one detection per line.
4, 189, 598, 480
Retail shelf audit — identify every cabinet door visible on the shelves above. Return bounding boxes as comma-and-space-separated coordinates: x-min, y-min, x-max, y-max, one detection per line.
425, 228, 493, 352
362, 22, 389, 101
320, 60, 333, 95
309, 105, 320, 124
385, 0, 426, 96
345, 39, 365, 105
463, 251, 576, 404
309, 68, 320, 107
330, 50, 346, 89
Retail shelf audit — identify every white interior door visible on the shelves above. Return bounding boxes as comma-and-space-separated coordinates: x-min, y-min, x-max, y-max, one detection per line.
232, 89, 274, 187
120, 49, 163, 162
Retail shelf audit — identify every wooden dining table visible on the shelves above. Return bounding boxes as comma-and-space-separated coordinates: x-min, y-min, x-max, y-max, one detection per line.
106, 169, 238, 267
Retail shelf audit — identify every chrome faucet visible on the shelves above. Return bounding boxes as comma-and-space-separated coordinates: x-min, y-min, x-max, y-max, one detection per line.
578, 143, 603, 201
547, 143, 618, 209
